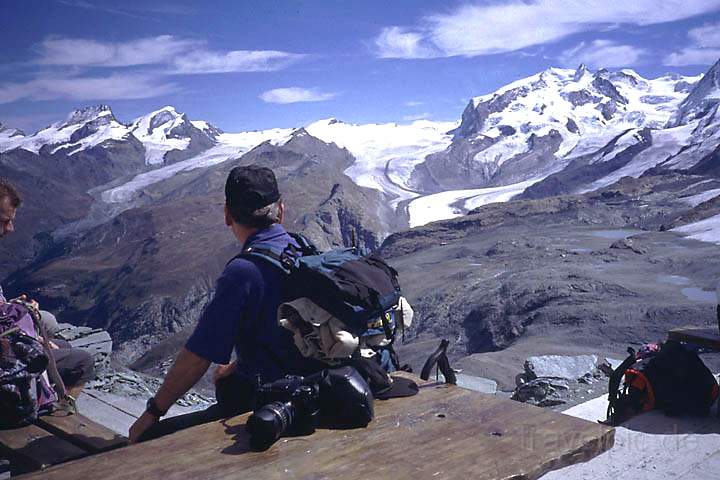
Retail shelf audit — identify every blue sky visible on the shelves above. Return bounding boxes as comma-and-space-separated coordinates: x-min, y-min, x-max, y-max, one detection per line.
1, 0, 720, 134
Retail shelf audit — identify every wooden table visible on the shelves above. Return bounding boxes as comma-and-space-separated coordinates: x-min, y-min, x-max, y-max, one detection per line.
0, 410, 126, 475
22, 376, 613, 480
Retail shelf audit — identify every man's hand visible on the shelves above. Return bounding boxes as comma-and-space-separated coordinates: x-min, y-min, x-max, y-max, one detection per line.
126, 348, 210, 442
49, 340, 60, 350
128, 412, 159, 444
213, 361, 236, 384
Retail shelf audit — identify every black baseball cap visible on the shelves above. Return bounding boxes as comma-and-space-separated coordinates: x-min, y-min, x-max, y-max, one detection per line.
225, 165, 280, 211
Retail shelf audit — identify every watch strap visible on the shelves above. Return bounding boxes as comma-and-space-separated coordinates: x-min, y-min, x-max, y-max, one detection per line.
146, 397, 168, 418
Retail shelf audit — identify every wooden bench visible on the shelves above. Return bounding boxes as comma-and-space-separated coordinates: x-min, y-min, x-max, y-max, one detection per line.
24, 374, 614, 480
668, 326, 720, 351
0, 410, 127, 475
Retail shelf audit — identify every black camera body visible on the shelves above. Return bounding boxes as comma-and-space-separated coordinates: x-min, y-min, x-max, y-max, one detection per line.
246, 375, 321, 450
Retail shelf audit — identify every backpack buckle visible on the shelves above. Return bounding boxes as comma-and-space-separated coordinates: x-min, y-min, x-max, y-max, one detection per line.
280, 254, 295, 270
280, 244, 299, 270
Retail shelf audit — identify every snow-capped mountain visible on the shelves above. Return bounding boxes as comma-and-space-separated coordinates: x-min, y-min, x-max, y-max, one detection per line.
0, 105, 130, 155
0, 122, 24, 140
668, 61, 720, 127
129, 106, 217, 165
401, 62, 720, 226
99, 117, 456, 206
411, 65, 700, 194
521, 61, 720, 200
101, 125, 296, 203
2, 60, 720, 231
305, 118, 456, 207
0, 105, 220, 166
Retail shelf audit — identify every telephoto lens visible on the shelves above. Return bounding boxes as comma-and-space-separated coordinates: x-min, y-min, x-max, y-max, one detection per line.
246, 376, 320, 450
246, 400, 295, 450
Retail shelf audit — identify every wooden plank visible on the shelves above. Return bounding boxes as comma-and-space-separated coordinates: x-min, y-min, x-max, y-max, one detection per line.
74, 392, 140, 436
35, 412, 127, 453
668, 326, 720, 351
27, 375, 614, 480
0, 423, 87, 473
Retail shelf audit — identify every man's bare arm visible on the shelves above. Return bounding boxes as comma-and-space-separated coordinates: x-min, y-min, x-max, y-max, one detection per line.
128, 347, 210, 442
154, 347, 211, 412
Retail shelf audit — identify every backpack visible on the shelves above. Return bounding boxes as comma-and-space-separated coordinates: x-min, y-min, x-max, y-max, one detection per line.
604, 340, 719, 426
238, 232, 408, 371
0, 301, 60, 427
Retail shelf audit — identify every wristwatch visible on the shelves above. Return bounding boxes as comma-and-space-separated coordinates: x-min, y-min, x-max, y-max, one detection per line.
145, 397, 168, 419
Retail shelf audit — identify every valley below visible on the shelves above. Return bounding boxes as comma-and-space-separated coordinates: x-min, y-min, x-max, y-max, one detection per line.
387, 174, 720, 391
2, 61, 720, 404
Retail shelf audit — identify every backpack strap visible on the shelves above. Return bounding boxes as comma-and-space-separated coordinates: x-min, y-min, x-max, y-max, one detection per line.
288, 232, 321, 256
604, 347, 637, 425
228, 240, 302, 275
10, 299, 74, 410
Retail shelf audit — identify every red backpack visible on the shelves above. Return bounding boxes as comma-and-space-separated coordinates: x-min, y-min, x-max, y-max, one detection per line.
604, 341, 719, 426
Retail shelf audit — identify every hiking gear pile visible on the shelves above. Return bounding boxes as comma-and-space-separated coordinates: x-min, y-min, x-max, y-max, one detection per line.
239, 232, 412, 372
247, 365, 374, 450
0, 299, 65, 427
604, 340, 719, 426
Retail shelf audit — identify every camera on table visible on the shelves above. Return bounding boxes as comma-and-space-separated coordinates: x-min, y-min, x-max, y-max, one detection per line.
246, 375, 321, 450
246, 367, 375, 450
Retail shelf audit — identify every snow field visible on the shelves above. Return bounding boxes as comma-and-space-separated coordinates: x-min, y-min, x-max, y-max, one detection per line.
407, 178, 543, 227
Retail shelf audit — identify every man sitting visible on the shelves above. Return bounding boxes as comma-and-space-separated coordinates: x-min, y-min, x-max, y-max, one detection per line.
129, 165, 324, 442
0, 178, 95, 402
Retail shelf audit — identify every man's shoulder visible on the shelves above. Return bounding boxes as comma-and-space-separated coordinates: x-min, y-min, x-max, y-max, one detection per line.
224, 256, 264, 279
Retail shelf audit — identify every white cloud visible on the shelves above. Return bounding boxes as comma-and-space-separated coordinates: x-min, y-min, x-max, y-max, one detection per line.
0, 73, 179, 104
374, 0, 720, 58
59, 0, 196, 17
688, 22, 720, 48
259, 87, 336, 104
34, 35, 304, 73
36, 35, 199, 66
404, 100, 424, 107
4, 35, 307, 105
560, 40, 647, 68
172, 50, 303, 74
375, 27, 438, 59
664, 21, 720, 66
665, 48, 720, 66
663, 23, 720, 67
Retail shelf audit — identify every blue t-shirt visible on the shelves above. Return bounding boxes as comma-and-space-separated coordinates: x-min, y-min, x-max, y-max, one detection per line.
185, 224, 324, 383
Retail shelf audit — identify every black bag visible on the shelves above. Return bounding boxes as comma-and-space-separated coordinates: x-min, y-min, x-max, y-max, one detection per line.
605, 340, 719, 425
0, 303, 50, 427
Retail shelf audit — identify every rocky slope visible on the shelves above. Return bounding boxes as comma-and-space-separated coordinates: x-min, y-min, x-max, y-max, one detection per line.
0, 106, 221, 273
387, 173, 720, 390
